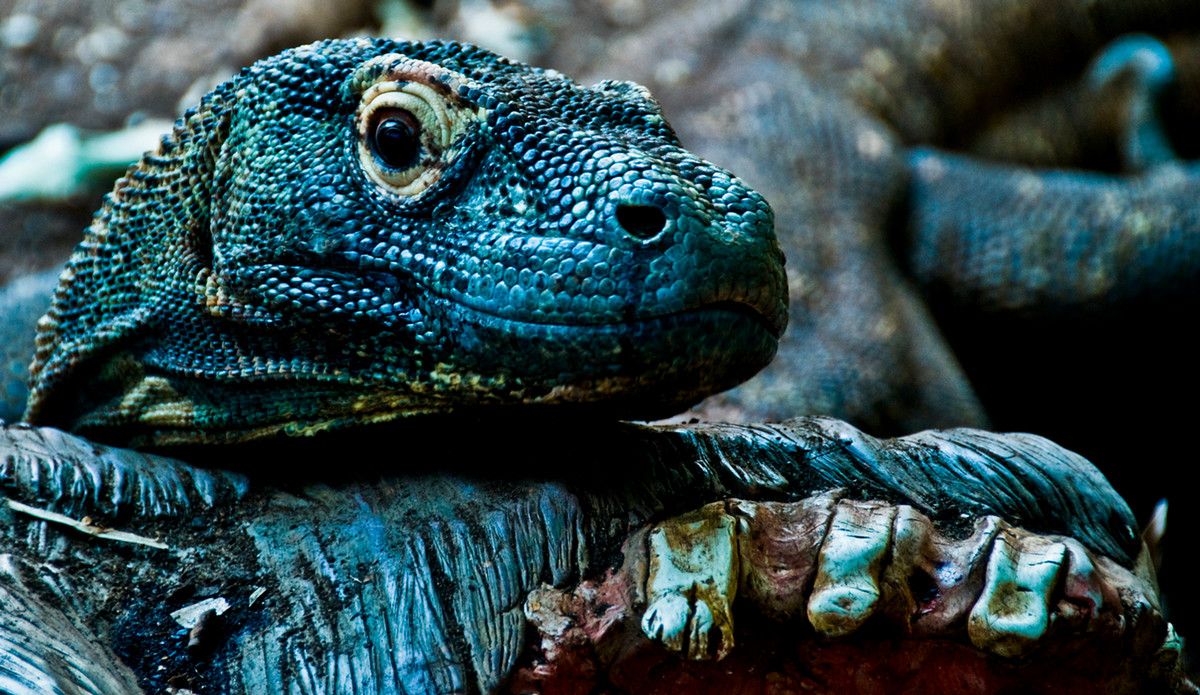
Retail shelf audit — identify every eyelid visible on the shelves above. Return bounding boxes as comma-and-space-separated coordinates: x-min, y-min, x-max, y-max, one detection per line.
351, 57, 489, 199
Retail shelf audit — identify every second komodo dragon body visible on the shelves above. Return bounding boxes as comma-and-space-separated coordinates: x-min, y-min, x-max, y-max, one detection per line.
24, 38, 786, 445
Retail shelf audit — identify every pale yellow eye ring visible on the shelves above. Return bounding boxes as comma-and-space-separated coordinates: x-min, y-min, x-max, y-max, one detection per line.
356, 79, 484, 197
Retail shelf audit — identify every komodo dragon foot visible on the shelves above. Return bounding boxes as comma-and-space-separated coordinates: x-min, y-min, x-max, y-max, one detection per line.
519, 495, 1185, 694
640, 496, 1167, 660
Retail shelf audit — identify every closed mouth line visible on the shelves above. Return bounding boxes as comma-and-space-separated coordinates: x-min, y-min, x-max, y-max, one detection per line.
353, 267, 782, 337
435, 290, 781, 337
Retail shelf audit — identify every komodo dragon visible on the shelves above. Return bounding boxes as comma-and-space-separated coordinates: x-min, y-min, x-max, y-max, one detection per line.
0, 38, 1186, 693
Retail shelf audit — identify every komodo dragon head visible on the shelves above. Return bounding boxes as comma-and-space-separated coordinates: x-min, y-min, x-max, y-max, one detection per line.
24, 39, 787, 446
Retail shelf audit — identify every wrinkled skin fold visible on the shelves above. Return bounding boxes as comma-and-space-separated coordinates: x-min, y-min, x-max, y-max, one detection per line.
0, 416, 1186, 693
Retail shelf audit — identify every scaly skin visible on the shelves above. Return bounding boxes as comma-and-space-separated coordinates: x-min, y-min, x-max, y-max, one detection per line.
0, 417, 1180, 693
23, 38, 786, 446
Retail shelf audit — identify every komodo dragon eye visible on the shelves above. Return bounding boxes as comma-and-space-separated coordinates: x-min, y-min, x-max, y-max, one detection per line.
368, 108, 422, 170
353, 56, 487, 198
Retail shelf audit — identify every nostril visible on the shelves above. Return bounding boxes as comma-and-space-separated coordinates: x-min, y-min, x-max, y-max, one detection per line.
616, 204, 668, 240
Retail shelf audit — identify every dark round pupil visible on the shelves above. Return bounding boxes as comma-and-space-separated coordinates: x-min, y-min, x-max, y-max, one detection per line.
371, 111, 421, 170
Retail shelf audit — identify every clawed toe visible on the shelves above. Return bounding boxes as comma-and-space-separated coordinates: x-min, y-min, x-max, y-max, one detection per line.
641, 494, 1167, 663
642, 503, 737, 659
